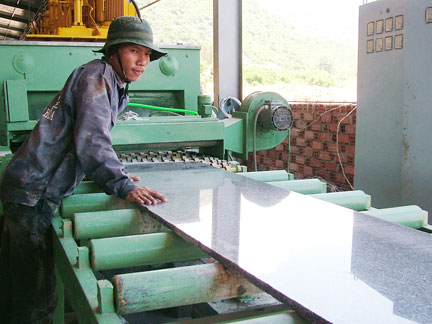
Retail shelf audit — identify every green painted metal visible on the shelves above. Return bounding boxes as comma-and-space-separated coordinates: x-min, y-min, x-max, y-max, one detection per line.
127, 102, 199, 115
309, 190, 371, 211
61, 193, 133, 219
53, 217, 123, 324
97, 280, 116, 314
73, 209, 167, 240
112, 262, 261, 314
74, 181, 102, 194
0, 41, 200, 146
223, 117, 244, 154
89, 232, 208, 271
239, 170, 291, 182
363, 205, 427, 229
53, 267, 64, 324
233, 92, 291, 160
269, 179, 327, 194
111, 118, 225, 154
4, 79, 29, 122
219, 310, 309, 324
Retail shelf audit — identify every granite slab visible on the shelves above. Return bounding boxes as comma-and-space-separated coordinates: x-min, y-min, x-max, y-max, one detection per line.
126, 162, 432, 324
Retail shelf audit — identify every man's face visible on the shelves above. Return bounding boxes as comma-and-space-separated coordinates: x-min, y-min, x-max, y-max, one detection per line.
111, 43, 152, 82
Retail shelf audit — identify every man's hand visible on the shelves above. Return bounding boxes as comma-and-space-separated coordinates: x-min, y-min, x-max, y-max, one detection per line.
125, 186, 167, 205
128, 175, 140, 182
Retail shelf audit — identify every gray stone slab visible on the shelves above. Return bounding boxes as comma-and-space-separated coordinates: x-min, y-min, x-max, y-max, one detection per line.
127, 162, 432, 324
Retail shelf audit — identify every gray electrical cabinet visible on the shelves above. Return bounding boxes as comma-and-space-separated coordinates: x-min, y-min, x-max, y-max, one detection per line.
355, 0, 432, 222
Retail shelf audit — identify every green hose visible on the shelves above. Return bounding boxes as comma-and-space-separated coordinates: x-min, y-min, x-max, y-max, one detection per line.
127, 102, 199, 115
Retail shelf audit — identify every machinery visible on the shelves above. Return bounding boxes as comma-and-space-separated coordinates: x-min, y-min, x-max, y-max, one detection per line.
0, 41, 292, 163
0, 35, 298, 324
1, 1, 432, 323
355, 0, 432, 221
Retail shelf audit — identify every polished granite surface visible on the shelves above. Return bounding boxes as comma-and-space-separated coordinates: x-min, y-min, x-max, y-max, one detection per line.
127, 163, 432, 324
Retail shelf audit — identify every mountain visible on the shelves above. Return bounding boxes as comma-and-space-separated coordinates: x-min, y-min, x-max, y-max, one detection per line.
139, 0, 357, 96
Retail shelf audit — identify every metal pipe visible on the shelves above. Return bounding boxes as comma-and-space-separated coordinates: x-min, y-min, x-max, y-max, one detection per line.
112, 262, 261, 314
61, 193, 133, 219
73, 209, 167, 240
89, 232, 207, 270
239, 170, 291, 182
73, 0, 83, 26
270, 179, 327, 195
74, 181, 102, 194
309, 190, 371, 211
363, 206, 427, 229
95, 0, 104, 22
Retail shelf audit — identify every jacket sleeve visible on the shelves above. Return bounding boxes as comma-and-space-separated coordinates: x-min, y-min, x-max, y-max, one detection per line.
72, 69, 136, 198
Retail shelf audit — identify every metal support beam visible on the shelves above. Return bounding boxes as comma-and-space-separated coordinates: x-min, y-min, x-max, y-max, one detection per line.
213, 0, 242, 106
2, 0, 40, 12
0, 12, 30, 24
0, 23, 25, 33
0, 30, 19, 39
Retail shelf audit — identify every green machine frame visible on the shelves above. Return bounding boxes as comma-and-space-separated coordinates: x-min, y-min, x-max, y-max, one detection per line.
0, 40, 291, 161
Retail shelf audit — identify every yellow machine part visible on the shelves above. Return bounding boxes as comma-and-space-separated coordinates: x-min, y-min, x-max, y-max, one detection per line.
26, 0, 137, 40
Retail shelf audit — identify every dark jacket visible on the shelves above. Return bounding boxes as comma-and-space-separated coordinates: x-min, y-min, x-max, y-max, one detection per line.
0, 58, 136, 208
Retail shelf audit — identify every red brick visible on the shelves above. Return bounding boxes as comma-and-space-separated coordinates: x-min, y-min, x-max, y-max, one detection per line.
321, 114, 331, 123
293, 111, 302, 120
328, 144, 337, 152
320, 132, 331, 141
338, 134, 350, 144
304, 112, 314, 121
275, 144, 285, 151
269, 150, 278, 159
317, 170, 330, 179
344, 165, 355, 175
276, 159, 284, 168
296, 155, 305, 164
329, 124, 338, 132
304, 147, 314, 157
310, 159, 321, 168
346, 146, 356, 155
305, 131, 314, 140
295, 120, 308, 129
336, 173, 348, 184
290, 163, 298, 171
290, 146, 300, 155
345, 125, 356, 134
319, 152, 330, 160
296, 138, 306, 147
326, 162, 338, 171
312, 141, 322, 150
304, 166, 313, 176
281, 151, 289, 161
311, 123, 321, 131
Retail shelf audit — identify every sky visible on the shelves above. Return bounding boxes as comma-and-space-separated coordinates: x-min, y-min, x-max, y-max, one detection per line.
253, 0, 370, 46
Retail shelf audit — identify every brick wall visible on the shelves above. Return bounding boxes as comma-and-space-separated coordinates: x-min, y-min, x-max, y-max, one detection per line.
246, 103, 357, 191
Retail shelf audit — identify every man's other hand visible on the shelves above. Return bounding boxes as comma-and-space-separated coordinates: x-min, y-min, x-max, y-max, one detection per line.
125, 186, 167, 205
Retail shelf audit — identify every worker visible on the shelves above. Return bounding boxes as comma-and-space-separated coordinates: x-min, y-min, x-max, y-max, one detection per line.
0, 16, 167, 323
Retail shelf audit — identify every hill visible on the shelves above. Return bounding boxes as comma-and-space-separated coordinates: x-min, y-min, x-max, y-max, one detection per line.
139, 0, 357, 100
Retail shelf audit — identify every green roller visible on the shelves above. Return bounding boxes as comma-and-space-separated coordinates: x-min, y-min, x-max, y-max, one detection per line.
220, 310, 309, 324
239, 170, 293, 182
74, 181, 102, 194
269, 179, 327, 194
309, 190, 371, 211
112, 263, 261, 314
89, 232, 208, 271
363, 205, 427, 229
73, 209, 167, 240
61, 193, 132, 219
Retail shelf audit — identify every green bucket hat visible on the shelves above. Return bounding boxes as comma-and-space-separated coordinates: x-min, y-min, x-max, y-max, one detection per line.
96, 16, 167, 61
